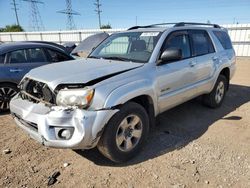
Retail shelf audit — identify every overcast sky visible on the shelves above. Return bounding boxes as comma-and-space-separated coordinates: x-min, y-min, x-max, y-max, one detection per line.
0, 0, 250, 31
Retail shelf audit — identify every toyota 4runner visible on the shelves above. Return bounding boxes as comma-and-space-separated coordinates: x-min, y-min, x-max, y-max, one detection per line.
10, 22, 236, 163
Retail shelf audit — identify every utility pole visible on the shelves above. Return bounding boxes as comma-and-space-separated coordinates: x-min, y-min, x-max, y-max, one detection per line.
57, 0, 80, 30
23, 0, 45, 31
233, 17, 236, 24
11, 0, 20, 26
94, 0, 102, 28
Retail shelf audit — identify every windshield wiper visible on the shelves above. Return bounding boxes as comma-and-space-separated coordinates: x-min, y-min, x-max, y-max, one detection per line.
102, 56, 131, 62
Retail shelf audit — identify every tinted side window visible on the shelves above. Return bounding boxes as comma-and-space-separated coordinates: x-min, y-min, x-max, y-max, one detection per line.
47, 49, 71, 62
8, 49, 28, 64
190, 30, 215, 56
26, 48, 47, 63
163, 33, 191, 59
213, 31, 233, 49
0, 54, 6, 64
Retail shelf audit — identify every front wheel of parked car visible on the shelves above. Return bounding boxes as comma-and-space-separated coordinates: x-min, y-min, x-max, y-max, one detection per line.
202, 75, 228, 108
97, 102, 149, 163
0, 83, 18, 112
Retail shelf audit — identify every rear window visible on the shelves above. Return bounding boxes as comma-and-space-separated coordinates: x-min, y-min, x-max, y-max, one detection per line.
189, 30, 215, 56
213, 31, 233, 49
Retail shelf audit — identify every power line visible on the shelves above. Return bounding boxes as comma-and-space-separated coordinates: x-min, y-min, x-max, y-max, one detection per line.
23, 0, 45, 31
11, 0, 20, 26
94, 0, 102, 28
57, 0, 80, 30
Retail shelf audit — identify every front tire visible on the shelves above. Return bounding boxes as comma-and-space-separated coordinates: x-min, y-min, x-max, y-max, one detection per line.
97, 102, 149, 163
202, 75, 228, 108
0, 83, 18, 112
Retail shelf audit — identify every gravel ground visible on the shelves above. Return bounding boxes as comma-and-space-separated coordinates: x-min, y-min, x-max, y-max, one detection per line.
0, 57, 250, 188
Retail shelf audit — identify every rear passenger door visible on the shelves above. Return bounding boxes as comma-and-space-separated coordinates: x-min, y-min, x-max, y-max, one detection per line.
7, 48, 48, 82
188, 30, 216, 84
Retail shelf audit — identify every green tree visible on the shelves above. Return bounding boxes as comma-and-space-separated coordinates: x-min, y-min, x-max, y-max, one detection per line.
100, 24, 112, 29
0, 24, 24, 32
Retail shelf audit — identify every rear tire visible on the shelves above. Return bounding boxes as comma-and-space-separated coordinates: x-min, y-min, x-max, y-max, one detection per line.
202, 75, 228, 108
0, 83, 18, 112
97, 102, 149, 163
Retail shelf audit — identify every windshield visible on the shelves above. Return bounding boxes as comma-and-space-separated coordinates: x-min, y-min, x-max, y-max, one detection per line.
89, 31, 162, 63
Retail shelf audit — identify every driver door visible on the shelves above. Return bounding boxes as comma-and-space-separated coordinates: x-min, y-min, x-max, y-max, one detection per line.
156, 30, 197, 113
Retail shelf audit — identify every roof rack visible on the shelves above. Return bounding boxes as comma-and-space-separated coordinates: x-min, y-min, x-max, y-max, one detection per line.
174, 22, 221, 28
127, 23, 177, 30
127, 22, 221, 30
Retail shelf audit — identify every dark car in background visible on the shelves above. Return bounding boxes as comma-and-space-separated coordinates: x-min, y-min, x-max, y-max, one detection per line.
0, 42, 74, 111
24, 41, 70, 54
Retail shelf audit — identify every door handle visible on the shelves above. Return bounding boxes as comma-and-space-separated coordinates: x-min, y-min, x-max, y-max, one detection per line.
212, 56, 218, 61
212, 56, 222, 64
9, 68, 23, 73
189, 61, 196, 67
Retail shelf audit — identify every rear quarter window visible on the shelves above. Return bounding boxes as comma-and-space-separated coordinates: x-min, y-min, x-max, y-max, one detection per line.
46, 48, 72, 62
213, 31, 233, 50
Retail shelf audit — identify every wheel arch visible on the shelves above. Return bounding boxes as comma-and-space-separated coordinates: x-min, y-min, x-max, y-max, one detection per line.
128, 95, 156, 129
219, 67, 230, 90
0, 81, 18, 88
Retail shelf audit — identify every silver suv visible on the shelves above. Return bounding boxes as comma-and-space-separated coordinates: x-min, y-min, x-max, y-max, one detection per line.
10, 22, 236, 163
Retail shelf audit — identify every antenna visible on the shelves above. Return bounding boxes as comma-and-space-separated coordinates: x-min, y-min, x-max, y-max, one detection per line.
57, 0, 80, 30
94, 0, 102, 28
11, 0, 20, 26
23, 0, 45, 31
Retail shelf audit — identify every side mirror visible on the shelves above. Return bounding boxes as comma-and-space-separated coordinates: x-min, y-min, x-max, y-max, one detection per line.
158, 48, 182, 65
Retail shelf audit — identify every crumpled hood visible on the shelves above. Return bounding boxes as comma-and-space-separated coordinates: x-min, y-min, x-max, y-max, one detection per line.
25, 58, 143, 90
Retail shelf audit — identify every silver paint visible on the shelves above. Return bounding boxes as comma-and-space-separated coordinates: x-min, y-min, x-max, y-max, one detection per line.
10, 26, 236, 149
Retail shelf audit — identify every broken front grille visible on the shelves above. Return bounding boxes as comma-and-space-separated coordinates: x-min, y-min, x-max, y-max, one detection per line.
19, 78, 56, 106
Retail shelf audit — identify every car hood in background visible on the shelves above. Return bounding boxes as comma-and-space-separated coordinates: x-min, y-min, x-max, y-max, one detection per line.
25, 58, 143, 90
71, 32, 109, 57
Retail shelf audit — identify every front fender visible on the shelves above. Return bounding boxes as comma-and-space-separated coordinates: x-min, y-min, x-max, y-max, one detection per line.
103, 79, 159, 115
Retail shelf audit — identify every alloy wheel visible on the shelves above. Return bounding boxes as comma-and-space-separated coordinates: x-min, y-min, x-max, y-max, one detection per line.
116, 114, 143, 152
0, 87, 17, 111
215, 81, 225, 104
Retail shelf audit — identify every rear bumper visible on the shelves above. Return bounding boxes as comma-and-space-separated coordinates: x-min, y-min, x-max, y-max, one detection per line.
10, 95, 117, 149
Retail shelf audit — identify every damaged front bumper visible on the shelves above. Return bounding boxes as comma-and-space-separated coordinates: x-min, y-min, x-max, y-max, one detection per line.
10, 95, 117, 149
